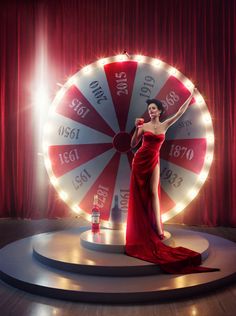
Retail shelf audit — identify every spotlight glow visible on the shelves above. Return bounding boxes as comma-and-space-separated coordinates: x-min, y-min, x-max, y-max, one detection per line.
34, 86, 50, 111
43, 124, 52, 136
48, 105, 56, 116
42, 141, 49, 152
54, 88, 66, 103
44, 158, 51, 169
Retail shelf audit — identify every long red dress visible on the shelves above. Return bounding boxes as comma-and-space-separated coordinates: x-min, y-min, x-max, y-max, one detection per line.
125, 131, 219, 274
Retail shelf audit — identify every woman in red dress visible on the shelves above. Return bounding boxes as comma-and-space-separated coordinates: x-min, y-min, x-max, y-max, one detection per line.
125, 89, 219, 274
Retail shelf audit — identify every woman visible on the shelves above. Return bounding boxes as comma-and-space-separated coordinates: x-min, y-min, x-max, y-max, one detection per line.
125, 89, 219, 274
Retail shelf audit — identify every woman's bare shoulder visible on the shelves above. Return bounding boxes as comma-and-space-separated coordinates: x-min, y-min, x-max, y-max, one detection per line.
142, 122, 150, 131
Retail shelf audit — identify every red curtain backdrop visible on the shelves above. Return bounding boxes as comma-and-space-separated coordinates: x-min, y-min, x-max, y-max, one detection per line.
0, 0, 235, 226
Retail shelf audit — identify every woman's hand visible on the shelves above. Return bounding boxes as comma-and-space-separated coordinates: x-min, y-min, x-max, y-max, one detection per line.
135, 118, 144, 128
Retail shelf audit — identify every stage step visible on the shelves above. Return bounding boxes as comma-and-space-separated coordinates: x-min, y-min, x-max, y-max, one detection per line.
79, 228, 172, 253
0, 226, 235, 303
32, 226, 207, 276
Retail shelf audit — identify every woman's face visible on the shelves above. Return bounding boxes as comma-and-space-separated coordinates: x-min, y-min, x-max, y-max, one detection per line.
148, 103, 161, 118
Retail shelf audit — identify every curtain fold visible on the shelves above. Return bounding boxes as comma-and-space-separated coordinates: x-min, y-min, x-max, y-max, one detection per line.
0, 0, 235, 226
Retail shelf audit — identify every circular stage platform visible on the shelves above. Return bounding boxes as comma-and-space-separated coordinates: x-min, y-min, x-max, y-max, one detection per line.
0, 226, 235, 303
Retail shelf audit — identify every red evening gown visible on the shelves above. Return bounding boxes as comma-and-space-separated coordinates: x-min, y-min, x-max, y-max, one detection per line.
125, 131, 219, 274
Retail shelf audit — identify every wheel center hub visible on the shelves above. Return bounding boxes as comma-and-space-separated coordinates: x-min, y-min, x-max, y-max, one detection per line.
113, 132, 131, 153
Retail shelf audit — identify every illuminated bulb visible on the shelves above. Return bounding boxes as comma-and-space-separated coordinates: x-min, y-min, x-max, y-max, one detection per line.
67, 76, 77, 86
202, 113, 212, 124
59, 190, 68, 201
183, 79, 194, 89
206, 154, 213, 164
116, 54, 125, 62
152, 59, 163, 67
206, 133, 214, 144
72, 205, 81, 214
135, 55, 144, 62
50, 176, 58, 186
98, 58, 107, 66
199, 170, 208, 182
83, 66, 92, 74
175, 203, 185, 212
196, 94, 204, 105
168, 67, 177, 75
188, 189, 198, 199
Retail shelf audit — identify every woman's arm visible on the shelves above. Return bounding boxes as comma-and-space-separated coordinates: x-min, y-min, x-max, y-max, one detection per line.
130, 119, 144, 148
163, 88, 195, 129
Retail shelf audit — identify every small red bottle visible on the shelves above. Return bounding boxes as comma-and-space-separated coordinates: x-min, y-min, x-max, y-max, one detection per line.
91, 195, 100, 233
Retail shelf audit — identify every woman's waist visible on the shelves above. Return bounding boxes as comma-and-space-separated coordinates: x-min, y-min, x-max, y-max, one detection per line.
137, 145, 161, 153
134, 148, 159, 160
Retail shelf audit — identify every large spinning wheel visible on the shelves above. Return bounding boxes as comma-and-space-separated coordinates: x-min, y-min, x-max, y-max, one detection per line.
43, 54, 214, 229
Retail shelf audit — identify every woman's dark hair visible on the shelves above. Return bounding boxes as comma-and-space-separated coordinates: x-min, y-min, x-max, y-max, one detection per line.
146, 99, 164, 114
